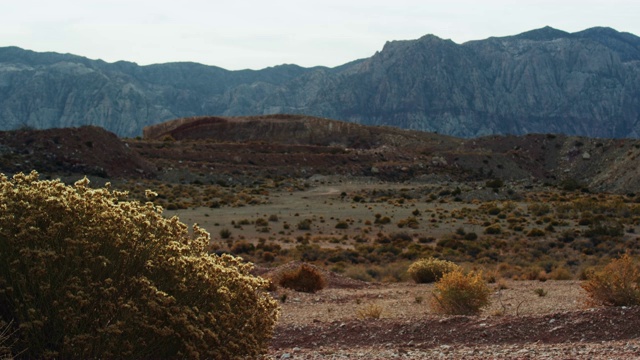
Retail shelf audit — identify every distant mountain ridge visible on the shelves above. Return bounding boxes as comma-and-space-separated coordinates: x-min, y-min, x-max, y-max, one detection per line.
1, 26, 639, 138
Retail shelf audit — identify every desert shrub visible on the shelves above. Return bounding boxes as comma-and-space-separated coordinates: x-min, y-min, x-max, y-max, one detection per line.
231, 240, 255, 254
548, 266, 573, 280
528, 203, 551, 216
527, 228, 546, 237
430, 270, 491, 315
560, 178, 582, 191
390, 232, 413, 244
584, 222, 624, 239
407, 257, 461, 284
397, 217, 419, 229
356, 303, 383, 319
464, 232, 478, 241
297, 219, 312, 230
485, 179, 503, 189
534, 288, 548, 297
484, 224, 502, 235
219, 228, 232, 239
278, 264, 326, 293
262, 251, 276, 262
0, 172, 279, 359
374, 215, 391, 225
582, 253, 640, 306
335, 221, 349, 229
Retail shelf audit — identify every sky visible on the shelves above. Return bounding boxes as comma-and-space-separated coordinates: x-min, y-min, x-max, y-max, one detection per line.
1, 0, 639, 70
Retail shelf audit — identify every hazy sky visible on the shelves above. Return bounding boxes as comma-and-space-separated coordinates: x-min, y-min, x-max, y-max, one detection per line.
2, 0, 639, 70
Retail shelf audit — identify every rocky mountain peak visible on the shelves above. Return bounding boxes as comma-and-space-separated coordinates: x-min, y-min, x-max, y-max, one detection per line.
510, 26, 571, 41
1, 26, 640, 139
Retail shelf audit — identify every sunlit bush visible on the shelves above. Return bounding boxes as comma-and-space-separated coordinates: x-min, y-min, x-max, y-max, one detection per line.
582, 253, 640, 307
0, 172, 279, 359
430, 270, 491, 315
407, 257, 461, 284
278, 263, 326, 293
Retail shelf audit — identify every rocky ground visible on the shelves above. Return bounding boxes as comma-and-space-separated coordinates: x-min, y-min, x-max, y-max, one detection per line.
265, 277, 640, 359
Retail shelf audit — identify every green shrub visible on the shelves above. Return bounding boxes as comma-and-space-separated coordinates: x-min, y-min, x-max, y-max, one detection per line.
407, 257, 461, 284
582, 253, 640, 306
0, 172, 279, 359
278, 263, 326, 293
430, 270, 491, 315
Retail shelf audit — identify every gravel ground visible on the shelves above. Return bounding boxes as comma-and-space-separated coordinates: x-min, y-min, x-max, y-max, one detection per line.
264, 273, 640, 359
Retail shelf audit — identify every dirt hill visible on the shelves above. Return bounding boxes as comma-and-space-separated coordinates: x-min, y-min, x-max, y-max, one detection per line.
2, 116, 640, 193
0, 126, 155, 179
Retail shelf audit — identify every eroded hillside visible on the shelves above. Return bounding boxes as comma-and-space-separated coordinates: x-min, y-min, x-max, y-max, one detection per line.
2, 115, 640, 194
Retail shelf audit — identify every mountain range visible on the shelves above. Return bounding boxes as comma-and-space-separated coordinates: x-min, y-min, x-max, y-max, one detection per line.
1, 26, 639, 138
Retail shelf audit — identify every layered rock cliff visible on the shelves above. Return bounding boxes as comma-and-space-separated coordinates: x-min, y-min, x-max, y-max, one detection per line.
1, 26, 639, 138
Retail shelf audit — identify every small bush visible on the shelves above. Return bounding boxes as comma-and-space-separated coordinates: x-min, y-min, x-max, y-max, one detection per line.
0, 172, 279, 359
356, 304, 383, 319
534, 288, 548, 297
464, 232, 478, 241
219, 228, 232, 239
486, 179, 504, 189
527, 228, 546, 237
528, 203, 551, 216
408, 257, 461, 284
582, 253, 640, 306
548, 267, 573, 280
430, 270, 492, 315
297, 219, 312, 230
231, 240, 255, 254
397, 217, 419, 229
335, 221, 349, 229
278, 264, 326, 293
374, 216, 391, 225
484, 224, 502, 235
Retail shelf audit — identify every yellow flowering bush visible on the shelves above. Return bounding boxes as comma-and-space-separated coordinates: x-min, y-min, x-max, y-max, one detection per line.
407, 257, 461, 283
0, 171, 279, 359
430, 270, 491, 315
582, 253, 640, 307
